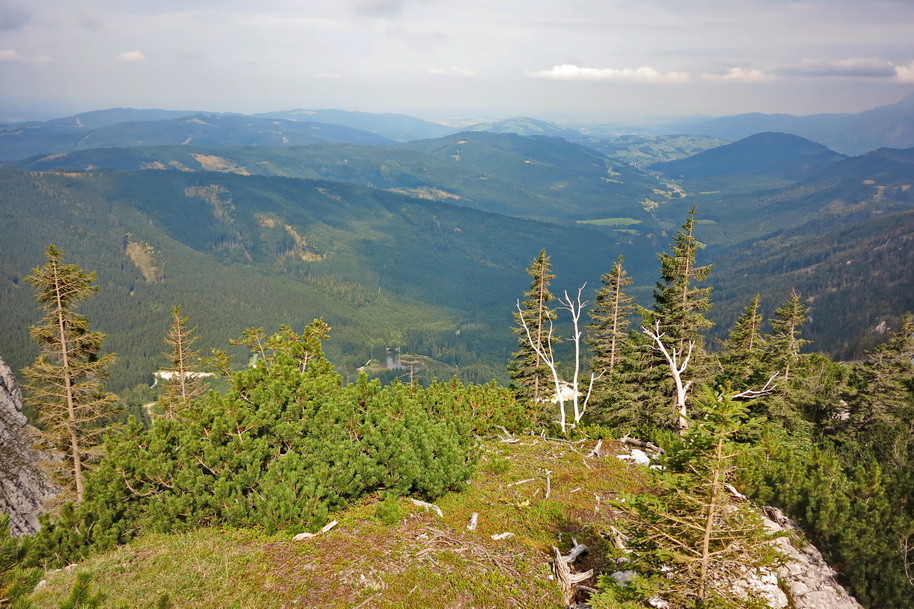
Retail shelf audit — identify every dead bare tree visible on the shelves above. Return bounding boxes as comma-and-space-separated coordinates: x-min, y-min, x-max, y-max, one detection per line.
516, 285, 600, 434
643, 321, 694, 435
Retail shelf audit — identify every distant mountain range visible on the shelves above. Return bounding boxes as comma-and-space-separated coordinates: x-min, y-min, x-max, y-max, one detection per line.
0, 168, 650, 391
465, 117, 586, 140
667, 92, 914, 155
0, 114, 394, 161
2, 131, 670, 224
710, 147, 914, 357
252, 109, 453, 142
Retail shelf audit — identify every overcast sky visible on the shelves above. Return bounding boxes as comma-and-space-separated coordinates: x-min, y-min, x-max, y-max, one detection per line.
2, 0, 914, 123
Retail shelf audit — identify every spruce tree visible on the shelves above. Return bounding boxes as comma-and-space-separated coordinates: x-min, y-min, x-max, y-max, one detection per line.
644, 206, 714, 353
509, 249, 558, 404
718, 294, 767, 389
159, 305, 205, 419
765, 289, 809, 381
23, 245, 120, 504
587, 256, 635, 393
594, 388, 778, 608
633, 207, 714, 430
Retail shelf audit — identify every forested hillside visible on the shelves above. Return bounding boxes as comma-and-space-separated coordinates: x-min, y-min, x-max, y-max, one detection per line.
0, 168, 662, 391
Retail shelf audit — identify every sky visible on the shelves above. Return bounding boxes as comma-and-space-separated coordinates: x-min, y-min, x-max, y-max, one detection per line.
2, 0, 914, 124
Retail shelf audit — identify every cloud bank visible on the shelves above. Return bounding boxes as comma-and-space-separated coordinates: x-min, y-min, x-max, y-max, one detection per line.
896, 61, 914, 83
702, 67, 776, 82
527, 64, 690, 83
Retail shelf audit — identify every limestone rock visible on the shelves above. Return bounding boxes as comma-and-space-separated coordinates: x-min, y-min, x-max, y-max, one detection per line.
763, 506, 863, 609
0, 354, 54, 536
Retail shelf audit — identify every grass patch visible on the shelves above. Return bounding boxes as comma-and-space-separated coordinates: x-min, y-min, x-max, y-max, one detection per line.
577, 217, 642, 226
27, 437, 651, 608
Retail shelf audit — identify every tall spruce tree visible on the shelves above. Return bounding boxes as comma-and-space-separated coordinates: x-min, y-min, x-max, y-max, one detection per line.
765, 289, 809, 381
510, 249, 558, 404
23, 245, 120, 504
644, 206, 714, 351
159, 305, 205, 419
633, 207, 714, 430
587, 256, 635, 392
718, 294, 767, 389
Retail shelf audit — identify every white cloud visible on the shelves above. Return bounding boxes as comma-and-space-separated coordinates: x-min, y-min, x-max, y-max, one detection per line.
428, 66, 475, 77
895, 61, 914, 83
0, 48, 50, 63
526, 64, 690, 83
702, 67, 776, 82
115, 50, 147, 63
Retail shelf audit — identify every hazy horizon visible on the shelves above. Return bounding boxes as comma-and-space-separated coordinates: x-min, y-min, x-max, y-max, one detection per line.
3, 1, 914, 124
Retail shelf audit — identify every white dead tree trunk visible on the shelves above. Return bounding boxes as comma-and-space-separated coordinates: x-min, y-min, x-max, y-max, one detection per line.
643, 321, 693, 435
561, 286, 599, 427
516, 284, 599, 434
517, 302, 567, 432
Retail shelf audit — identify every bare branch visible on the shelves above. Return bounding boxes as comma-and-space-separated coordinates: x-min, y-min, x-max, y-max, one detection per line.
730, 373, 779, 400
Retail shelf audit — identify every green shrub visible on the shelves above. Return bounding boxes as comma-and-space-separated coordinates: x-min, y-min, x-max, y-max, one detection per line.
33, 321, 492, 563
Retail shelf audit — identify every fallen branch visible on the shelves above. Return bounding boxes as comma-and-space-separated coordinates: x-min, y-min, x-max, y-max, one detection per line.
585, 439, 604, 458
725, 483, 747, 501
731, 373, 779, 400
608, 525, 628, 550
620, 435, 665, 455
293, 520, 338, 541
410, 498, 443, 518
552, 539, 593, 607
422, 526, 522, 577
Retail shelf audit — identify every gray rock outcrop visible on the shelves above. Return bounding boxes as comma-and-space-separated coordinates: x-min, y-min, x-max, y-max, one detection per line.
763, 506, 863, 609
0, 354, 53, 536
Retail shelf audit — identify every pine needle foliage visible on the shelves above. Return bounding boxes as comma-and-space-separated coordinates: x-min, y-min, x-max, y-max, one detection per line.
23, 245, 121, 504
845, 312, 914, 464
620, 208, 715, 432
0, 514, 42, 608
587, 256, 635, 395
764, 290, 809, 381
644, 206, 714, 354
158, 306, 205, 419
